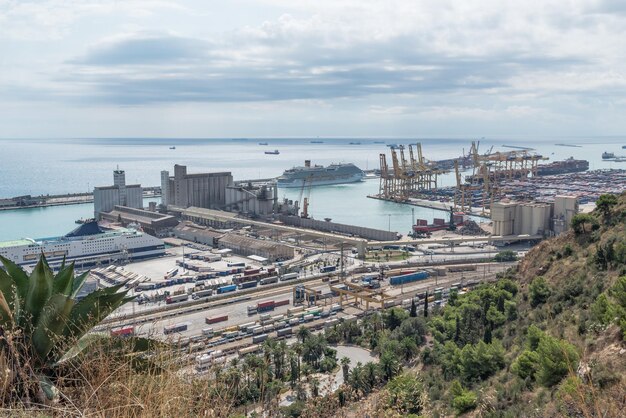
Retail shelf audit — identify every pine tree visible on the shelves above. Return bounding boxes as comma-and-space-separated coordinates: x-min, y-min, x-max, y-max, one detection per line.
423, 291, 429, 317
454, 314, 460, 342
410, 298, 417, 317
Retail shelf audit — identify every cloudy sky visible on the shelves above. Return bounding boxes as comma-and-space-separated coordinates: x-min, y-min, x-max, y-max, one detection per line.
1, 0, 625, 138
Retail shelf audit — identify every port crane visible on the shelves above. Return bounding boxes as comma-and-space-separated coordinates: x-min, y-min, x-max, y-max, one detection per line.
298, 177, 313, 218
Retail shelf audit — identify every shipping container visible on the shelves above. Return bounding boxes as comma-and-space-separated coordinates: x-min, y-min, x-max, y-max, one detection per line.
227, 262, 246, 267
258, 300, 275, 312
330, 304, 343, 312
205, 315, 228, 324
217, 284, 237, 294
303, 314, 314, 322
389, 271, 429, 286
252, 334, 269, 344
247, 305, 258, 315
163, 323, 188, 335
287, 306, 305, 316
275, 299, 290, 307
324, 319, 339, 327
289, 318, 301, 326
251, 325, 264, 335
238, 322, 256, 332
202, 327, 214, 337
320, 265, 337, 273
223, 331, 239, 339
238, 344, 260, 356
244, 268, 261, 276
276, 328, 292, 338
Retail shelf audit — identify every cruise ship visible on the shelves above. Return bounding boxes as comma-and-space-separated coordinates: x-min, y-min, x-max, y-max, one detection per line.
277, 160, 364, 188
0, 221, 165, 268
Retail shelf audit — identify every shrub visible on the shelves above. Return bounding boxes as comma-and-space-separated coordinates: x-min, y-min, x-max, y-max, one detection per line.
494, 250, 518, 262
386, 374, 424, 415
452, 389, 478, 414
511, 350, 540, 380
536, 334, 579, 387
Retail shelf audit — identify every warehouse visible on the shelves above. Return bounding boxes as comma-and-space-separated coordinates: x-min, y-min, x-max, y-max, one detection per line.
173, 222, 225, 246
218, 233, 294, 261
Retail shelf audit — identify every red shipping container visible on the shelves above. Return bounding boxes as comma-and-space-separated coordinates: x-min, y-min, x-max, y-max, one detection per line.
205, 315, 228, 324
258, 300, 275, 309
275, 299, 290, 307
244, 269, 261, 276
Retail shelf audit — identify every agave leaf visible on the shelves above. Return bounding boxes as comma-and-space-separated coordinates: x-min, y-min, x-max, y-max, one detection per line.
0, 290, 13, 328
63, 287, 129, 341
24, 255, 54, 329
60, 255, 66, 271
52, 262, 75, 297
70, 271, 90, 299
0, 268, 20, 323
32, 294, 75, 363
38, 374, 59, 401
54, 332, 108, 365
0, 255, 29, 302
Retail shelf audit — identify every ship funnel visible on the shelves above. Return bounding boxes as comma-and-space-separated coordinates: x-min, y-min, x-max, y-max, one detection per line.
304, 160, 311, 168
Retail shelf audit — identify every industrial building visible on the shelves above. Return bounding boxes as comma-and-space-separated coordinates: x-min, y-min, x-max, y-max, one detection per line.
491, 195, 578, 236
225, 182, 277, 216
94, 169, 142, 218
161, 164, 233, 210
99, 205, 178, 236
218, 233, 294, 261
173, 222, 225, 246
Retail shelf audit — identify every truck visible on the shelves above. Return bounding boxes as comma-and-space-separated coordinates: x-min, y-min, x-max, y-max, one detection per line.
280, 272, 298, 281
163, 323, 188, 335
238, 281, 258, 290
238, 345, 260, 356
243, 268, 261, 276
217, 284, 237, 294
389, 271, 429, 286
260, 276, 279, 285
110, 326, 134, 337
166, 294, 189, 304
192, 289, 213, 299
164, 267, 179, 279
205, 315, 228, 325
287, 306, 305, 316
276, 328, 292, 338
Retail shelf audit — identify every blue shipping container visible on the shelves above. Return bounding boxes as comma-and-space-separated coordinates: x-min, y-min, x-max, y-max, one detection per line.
217, 284, 237, 294
389, 271, 429, 286
320, 266, 337, 273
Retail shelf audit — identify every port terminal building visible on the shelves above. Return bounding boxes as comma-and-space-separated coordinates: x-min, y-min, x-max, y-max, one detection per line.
94, 169, 142, 218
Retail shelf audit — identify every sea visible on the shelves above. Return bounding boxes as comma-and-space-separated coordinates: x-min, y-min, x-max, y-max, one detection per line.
0, 137, 624, 241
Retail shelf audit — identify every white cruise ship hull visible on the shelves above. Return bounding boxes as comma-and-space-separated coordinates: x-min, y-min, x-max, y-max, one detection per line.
277, 173, 364, 188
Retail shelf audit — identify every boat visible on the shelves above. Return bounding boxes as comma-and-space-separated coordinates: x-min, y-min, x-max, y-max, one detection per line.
277, 160, 364, 188
536, 157, 589, 176
0, 220, 165, 267
349, 142, 361, 145
258, 142, 269, 145
169, 146, 176, 150
602, 152, 615, 159
310, 140, 324, 144
265, 150, 280, 155
622, 146, 626, 149
74, 217, 94, 225
373, 141, 385, 144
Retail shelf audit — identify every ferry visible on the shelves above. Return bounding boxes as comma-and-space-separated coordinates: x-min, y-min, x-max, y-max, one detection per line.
258, 142, 269, 145
265, 150, 280, 155
310, 140, 324, 144
0, 221, 165, 268
277, 160, 364, 188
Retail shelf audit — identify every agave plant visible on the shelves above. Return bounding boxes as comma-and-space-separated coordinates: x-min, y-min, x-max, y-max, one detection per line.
0, 254, 134, 402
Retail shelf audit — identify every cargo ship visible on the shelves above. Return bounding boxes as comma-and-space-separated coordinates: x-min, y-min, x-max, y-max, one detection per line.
536, 157, 589, 176
264, 150, 280, 155
277, 160, 364, 188
0, 221, 165, 267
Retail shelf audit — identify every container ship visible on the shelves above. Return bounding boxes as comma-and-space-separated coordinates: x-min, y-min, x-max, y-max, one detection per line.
0, 221, 165, 268
277, 160, 364, 188
536, 158, 589, 176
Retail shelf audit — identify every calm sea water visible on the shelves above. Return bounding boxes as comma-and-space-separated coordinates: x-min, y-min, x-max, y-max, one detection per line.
0, 137, 624, 241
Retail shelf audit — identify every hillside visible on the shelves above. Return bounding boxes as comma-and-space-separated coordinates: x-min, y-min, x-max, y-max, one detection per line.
305, 193, 626, 417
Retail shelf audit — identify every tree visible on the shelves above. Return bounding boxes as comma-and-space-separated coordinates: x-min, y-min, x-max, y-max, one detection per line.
297, 326, 311, 344
494, 250, 518, 262
529, 277, 551, 307
400, 337, 419, 361
409, 298, 417, 317
0, 255, 137, 402
379, 350, 401, 381
511, 350, 540, 380
423, 291, 429, 317
595, 194, 618, 223
536, 334, 579, 387
384, 307, 409, 331
386, 374, 424, 415
570, 213, 598, 235
392, 316, 427, 345
340, 356, 351, 383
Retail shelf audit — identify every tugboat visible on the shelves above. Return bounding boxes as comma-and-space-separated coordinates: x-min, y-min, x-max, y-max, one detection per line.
265, 150, 280, 155
169, 146, 176, 150
602, 151, 615, 159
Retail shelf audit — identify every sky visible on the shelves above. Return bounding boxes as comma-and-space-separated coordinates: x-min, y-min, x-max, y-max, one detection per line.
1, 0, 625, 139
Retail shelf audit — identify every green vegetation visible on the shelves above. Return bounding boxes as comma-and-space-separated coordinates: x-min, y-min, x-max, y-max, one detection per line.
494, 250, 518, 262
